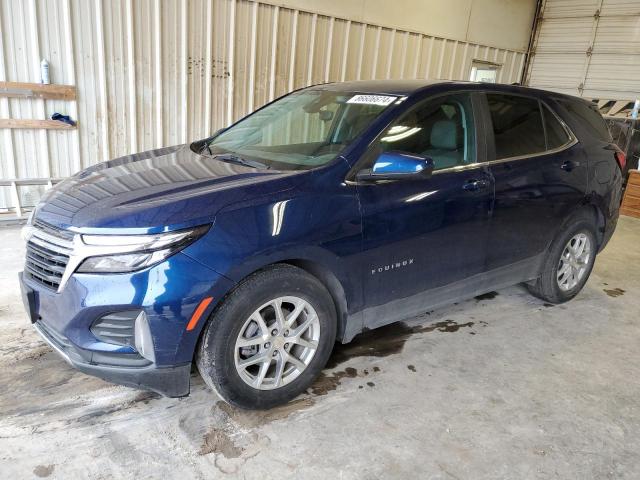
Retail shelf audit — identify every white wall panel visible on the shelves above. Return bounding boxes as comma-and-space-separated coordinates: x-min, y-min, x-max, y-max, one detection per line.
0, 0, 528, 212
271, 0, 537, 51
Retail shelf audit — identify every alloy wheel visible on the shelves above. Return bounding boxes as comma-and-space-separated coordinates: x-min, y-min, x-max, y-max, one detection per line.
234, 296, 320, 390
557, 233, 591, 292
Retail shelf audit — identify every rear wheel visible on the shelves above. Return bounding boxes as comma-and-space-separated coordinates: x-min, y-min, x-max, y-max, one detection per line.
527, 217, 597, 304
196, 264, 336, 409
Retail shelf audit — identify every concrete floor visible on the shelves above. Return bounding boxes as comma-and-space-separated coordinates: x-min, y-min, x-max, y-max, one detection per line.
1, 217, 639, 479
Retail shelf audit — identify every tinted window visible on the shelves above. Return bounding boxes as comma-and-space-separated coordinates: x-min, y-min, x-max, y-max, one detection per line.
487, 94, 545, 159
376, 93, 476, 170
557, 98, 612, 142
542, 104, 571, 149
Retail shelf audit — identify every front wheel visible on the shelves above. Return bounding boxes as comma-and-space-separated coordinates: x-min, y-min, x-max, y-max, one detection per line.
527, 217, 597, 304
196, 264, 336, 409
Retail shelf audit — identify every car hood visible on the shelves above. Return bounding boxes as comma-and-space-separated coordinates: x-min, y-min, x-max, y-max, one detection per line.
34, 144, 303, 232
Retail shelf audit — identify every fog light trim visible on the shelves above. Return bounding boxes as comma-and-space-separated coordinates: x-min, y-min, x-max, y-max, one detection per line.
134, 311, 156, 363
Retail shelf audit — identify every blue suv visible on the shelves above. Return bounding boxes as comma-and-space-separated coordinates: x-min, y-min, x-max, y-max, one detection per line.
19, 80, 623, 409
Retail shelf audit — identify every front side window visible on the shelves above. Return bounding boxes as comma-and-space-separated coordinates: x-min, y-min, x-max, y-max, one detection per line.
206, 90, 394, 170
487, 94, 546, 159
374, 93, 476, 171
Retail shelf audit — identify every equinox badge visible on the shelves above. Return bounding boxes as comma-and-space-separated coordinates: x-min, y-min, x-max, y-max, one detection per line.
371, 258, 414, 275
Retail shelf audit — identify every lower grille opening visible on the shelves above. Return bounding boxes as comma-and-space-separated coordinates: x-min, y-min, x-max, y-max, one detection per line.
90, 311, 139, 347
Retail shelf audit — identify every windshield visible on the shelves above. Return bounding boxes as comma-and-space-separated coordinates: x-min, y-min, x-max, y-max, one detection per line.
205, 90, 397, 170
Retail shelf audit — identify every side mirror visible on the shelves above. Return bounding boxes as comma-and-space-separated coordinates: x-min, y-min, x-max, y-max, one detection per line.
191, 128, 228, 152
357, 151, 434, 182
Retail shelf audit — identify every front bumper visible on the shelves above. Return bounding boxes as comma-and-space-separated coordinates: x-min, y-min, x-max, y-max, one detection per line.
19, 249, 234, 397
33, 319, 191, 397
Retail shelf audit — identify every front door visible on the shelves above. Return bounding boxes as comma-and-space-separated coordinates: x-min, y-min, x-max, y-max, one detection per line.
354, 92, 494, 329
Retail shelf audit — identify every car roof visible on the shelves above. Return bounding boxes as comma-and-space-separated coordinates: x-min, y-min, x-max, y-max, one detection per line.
312, 79, 454, 96
310, 79, 590, 104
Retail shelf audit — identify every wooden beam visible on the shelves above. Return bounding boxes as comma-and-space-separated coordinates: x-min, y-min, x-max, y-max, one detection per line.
0, 81, 76, 100
0, 119, 77, 130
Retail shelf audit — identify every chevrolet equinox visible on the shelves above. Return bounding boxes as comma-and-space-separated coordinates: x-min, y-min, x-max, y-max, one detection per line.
20, 80, 623, 409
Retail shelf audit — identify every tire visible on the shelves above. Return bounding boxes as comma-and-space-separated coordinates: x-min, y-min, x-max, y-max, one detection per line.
527, 215, 597, 304
196, 264, 337, 410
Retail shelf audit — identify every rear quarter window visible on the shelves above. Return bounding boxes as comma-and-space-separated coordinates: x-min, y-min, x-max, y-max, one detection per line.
542, 104, 571, 150
555, 98, 612, 142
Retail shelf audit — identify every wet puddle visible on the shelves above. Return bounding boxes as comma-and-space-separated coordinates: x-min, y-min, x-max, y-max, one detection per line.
215, 397, 316, 429
475, 291, 499, 301
326, 319, 476, 369
308, 318, 479, 396
310, 367, 358, 395
33, 465, 55, 478
199, 428, 244, 457
604, 287, 625, 298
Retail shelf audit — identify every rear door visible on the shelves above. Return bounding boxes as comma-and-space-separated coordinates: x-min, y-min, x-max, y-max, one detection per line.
483, 92, 587, 272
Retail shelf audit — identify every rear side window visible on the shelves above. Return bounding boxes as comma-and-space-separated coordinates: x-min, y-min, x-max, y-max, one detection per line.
487, 94, 546, 159
542, 104, 571, 149
556, 98, 612, 142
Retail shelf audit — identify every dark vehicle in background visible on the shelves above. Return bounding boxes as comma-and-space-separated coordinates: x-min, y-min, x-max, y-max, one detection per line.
19, 80, 623, 409
605, 116, 640, 183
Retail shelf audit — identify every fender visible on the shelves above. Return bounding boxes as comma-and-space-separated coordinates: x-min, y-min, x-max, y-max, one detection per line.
180, 178, 365, 344
180, 244, 364, 349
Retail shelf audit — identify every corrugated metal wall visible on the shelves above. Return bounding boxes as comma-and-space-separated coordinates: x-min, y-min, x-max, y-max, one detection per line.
525, 0, 640, 101
0, 0, 527, 212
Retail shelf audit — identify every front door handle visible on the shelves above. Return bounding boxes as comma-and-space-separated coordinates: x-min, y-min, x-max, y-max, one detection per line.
462, 179, 489, 191
561, 160, 579, 172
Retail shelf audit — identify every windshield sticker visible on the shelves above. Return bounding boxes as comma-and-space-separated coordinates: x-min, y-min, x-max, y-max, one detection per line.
347, 94, 397, 106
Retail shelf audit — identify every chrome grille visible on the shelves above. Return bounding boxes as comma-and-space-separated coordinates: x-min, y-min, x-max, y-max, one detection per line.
34, 219, 75, 241
24, 221, 74, 292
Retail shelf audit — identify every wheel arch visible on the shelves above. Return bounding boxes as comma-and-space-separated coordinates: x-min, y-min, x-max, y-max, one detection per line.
551, 201, 604, 250
191, 256, 356, 365
531, 202, 602, 284
590, 201, 606, 249
581, 199, 606, 249
279, 259, 350, 342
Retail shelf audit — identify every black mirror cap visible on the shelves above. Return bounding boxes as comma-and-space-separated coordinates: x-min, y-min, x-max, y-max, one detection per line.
189, 128, 228, 154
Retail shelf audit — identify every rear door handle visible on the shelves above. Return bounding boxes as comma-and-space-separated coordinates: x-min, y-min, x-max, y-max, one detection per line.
462, 179, 489, 191
561, 160, 579, 172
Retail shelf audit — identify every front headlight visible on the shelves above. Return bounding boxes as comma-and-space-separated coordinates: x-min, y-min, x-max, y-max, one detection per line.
76, 224, 209, 273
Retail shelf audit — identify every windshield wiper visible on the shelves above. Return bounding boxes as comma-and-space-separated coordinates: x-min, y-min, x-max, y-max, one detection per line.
211, 153, 269, 170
